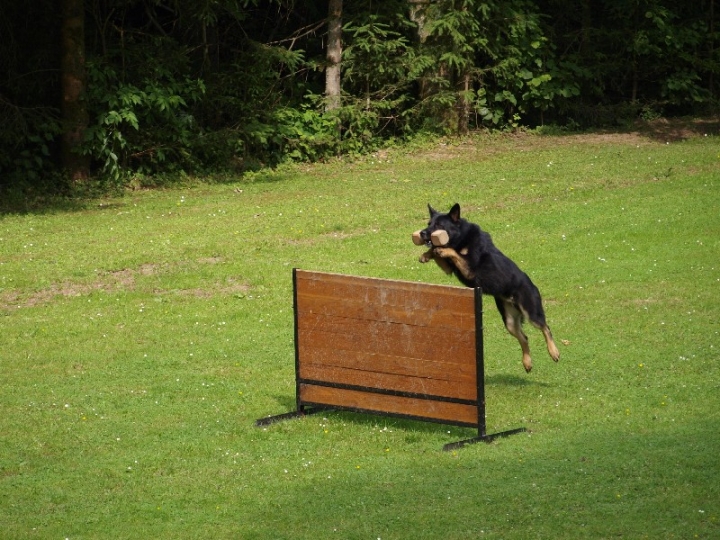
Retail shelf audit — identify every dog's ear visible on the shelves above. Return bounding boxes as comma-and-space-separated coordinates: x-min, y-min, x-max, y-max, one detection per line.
449, 203, 461, 222
428, 204, 438, 217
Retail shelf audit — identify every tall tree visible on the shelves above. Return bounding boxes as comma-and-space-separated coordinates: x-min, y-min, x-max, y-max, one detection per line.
409, 0, 434, 102
710, 0, 716, 99
60, 0, 89, 181
325, 0, 342, 111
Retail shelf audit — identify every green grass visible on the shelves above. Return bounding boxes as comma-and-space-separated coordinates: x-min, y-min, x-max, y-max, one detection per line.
1, 129, 719, 539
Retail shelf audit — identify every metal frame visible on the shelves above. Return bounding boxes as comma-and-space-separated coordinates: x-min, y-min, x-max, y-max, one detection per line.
440, 287, 526, 451
255, 270, 526, 450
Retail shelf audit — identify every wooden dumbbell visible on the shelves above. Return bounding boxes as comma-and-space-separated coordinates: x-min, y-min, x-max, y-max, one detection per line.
430, 230, 449, 246
412, 229, 449, 246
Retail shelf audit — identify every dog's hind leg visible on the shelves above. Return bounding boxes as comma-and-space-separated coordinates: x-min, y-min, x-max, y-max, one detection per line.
495, 297, 533, 373
525, 317, 559, 362
524, 309, 560, 363
518, 287, 561, 363
539, 324, 560, 362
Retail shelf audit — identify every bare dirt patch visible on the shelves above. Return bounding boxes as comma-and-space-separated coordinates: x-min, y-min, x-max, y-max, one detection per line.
414, 117, 720, 161
157, 281, 250, 299
553, 118, 720, 145
1, 279, 128, 310
0, 260, 249, 311
285, 230, 358, 246
633, 117, 720, 142
196, 257, 224, 265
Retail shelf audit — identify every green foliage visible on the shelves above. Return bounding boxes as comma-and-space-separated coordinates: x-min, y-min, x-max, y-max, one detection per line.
0, 1, 62, 193
559, 0, 718, 124
191, 39, 312, 169
0, 114, 60, 185
234, 13, 423, 166
1, 0, 718, 192
343, 16, 415, 92
263, 102, 340, 162
340, 14, 422, 140
0, 97, 63, 209
82, 61, 205, 183
420, 0, 584, 130
238, 95, 396, 165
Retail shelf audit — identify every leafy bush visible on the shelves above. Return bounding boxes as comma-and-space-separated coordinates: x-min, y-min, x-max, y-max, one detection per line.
82, 61, 205, 182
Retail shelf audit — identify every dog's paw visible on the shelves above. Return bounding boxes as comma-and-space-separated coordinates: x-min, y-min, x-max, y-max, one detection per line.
419, 250, 434, 263
433, 247, 452, 258
549, 343, 560, 362
522, 354, 533, 373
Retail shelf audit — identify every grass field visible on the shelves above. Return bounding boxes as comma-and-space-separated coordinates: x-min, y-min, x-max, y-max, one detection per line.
1, 124, 719, 539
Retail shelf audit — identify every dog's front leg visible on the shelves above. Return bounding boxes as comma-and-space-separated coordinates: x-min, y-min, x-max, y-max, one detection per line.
419, 249, 454, 275
433, 247, 475, 281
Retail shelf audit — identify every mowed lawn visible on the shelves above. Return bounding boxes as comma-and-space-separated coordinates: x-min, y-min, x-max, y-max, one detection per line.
1, 125, 719, 539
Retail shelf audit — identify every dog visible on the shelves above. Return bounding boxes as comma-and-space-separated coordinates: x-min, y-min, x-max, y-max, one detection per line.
418, 203, 559, 372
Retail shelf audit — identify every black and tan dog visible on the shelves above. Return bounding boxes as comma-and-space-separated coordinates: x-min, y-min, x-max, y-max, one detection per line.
418, 203, 559, 372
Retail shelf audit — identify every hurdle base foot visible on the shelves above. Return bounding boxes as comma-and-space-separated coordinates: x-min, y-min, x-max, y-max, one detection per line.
443, 427, 527, 451
255, 406, 330, 427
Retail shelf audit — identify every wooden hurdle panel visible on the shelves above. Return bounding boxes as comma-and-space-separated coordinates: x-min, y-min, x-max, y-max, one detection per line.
256, 269, 525, 450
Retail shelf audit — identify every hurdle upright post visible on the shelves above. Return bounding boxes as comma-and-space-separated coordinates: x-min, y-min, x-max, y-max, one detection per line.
441, 286, 526, 451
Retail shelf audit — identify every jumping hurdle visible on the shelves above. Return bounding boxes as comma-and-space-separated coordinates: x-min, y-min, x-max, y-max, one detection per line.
255, 269, 525, 450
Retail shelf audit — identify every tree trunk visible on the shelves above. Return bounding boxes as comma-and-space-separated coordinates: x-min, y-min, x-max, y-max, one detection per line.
458, 72, 470, 135
409, 0, 431, 100
60, 0, 90, 182
409, 0, 430, 44
325, 0, 342, 112
710, 0, 716, 100
580, 0, 592, 55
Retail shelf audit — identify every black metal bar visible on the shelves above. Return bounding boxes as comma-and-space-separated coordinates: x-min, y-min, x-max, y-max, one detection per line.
474, 286, 486, 439
297, 378, 479, 407
293, 268, 302, 413
254, 406, 330, 427
442, 427, 527, 452
298, 401, 479, 429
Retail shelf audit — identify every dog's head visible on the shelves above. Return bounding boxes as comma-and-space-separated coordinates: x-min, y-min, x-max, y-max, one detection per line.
420, 203, 464, 247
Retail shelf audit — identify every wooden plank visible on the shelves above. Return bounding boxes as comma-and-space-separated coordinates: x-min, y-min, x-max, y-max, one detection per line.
298, 346, 476, 384
296, 294, 473, 331
297, 313, 475, 364
299, 363, 477, 401
295, 270, 475, 331
295, 270, 474, 305
296, 274, 474, 315
299, 384, 479, 427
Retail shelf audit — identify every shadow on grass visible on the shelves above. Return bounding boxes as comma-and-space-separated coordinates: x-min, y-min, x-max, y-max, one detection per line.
536, 116, 720, 143
632, 117, 720, 141
241, 418, 720, 539
486, 373, 552, 387
271, 394, 297, 412
0, 191, 94, 216
261, 394, 475, 438
240, 169, 298, 184
0, 167, 297, 215
0, 179, 132, 215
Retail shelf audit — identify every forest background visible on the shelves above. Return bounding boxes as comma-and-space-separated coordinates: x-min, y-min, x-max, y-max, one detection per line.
1, 0, 718, 203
